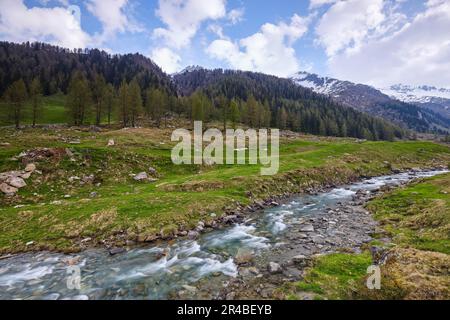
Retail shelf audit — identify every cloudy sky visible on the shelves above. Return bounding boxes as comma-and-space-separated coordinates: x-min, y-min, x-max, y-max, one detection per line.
0, 0, 449, 88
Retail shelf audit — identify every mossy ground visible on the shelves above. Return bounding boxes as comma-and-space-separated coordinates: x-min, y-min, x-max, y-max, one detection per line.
282, 173, 450, 300
0, 125, 449, 254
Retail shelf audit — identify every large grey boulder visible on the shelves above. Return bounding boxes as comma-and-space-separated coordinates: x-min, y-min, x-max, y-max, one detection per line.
6, 176, 27, 189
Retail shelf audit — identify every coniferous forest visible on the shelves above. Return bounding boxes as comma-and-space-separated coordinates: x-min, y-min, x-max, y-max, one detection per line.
1, 41, 405, 140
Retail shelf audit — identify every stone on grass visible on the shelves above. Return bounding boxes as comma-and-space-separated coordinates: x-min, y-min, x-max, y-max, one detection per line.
25, 163, 36, 172
134, 172, 148, 181
6, 176, 27, 189
0, 183, 18, 195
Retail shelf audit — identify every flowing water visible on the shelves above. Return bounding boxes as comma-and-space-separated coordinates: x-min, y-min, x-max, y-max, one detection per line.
0, 170, 447, 300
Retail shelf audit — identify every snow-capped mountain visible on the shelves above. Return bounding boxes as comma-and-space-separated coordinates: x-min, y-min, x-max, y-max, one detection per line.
291, 71, 450, 133
379, 84, 450, 119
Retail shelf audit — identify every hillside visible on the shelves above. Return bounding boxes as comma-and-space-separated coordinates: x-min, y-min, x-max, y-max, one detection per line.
173, 67, 406, 140
0, 42, 406, 141
0, 41, 176, 96
291, 72, 450, 134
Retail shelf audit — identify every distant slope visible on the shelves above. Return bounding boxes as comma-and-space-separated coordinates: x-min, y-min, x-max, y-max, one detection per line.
380, 84, 450, 120
173, 67, 406, 140
291, 71, 450, 134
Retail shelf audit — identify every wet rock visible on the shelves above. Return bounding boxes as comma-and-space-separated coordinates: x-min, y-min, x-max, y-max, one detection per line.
299, 224, 315, 232
235, 248, 254, 265
188, 231, 200, 240
223, 215, 237, 224
182, 285, 197, 294
109, 247, 126, 256
268, 262, 282, 274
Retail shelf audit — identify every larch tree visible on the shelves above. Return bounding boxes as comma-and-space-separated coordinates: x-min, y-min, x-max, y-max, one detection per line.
92, 74, 106, 126
118, 80, 130, 127
103, 83, 116, 126
66, 71, 91, 126
29, 78, 43, 127
4, 79, 28, 129
128, 79, 143, 128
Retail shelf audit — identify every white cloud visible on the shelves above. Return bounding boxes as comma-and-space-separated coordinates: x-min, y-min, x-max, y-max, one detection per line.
327, 0, 450, 87
0, 0, 91, 48
227, 8, 245, 24
206, 14, 310, 77
309, 0, 338, 9
315, 0, 389, 56
86, 0, 140, 41
151, 47, 182, 74
153, 0, 227, 49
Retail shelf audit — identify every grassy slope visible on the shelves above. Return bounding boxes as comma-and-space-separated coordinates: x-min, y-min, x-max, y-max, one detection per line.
0, 94, 120, 126
284, 173, 450, 300
0, 126, 449, 254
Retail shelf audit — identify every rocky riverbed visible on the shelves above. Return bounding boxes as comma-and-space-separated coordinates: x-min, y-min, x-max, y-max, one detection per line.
0, 169, 447, 300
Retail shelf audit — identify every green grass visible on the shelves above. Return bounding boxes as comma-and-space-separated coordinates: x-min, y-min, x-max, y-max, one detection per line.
0, 94, 67, 126
367, 173, 450, 254
282, 173, 450, 300
0, 126, 449, 254
287, 252, 373, 300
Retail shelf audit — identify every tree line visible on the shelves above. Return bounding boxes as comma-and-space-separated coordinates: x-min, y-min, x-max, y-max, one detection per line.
0, 41, 407, 141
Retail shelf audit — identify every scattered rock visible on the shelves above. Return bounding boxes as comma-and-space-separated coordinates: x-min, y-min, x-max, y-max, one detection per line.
26, 241, 35, 246
299, 224, 315, 232
109, 247, 126, 256
90, 192, 98, 198
235, 248, 254, 265
107, 139, 115, 147
0, 183, 18, 195
24, 163, 36, 172
6, 176, 27, 189
182, 285, 197, 294
21, 172, 31, 180
188, 231, 200, 240
133, 172, 148, 181
148, 167, 158, 175
268, 262, 282, 274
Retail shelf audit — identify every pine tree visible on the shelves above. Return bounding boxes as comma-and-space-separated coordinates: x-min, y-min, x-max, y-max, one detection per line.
246, 95, 258, 127
229, 99, 239, 129
216, 94, 229, 130
66, 72, 91, 126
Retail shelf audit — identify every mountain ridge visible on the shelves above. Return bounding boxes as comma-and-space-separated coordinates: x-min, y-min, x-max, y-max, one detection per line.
291, 71, 450, 134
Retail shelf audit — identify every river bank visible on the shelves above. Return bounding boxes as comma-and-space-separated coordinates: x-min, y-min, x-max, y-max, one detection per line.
0, 169, 447, 300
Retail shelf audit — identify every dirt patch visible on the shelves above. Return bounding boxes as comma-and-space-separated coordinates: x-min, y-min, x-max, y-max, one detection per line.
19, 148, 68, 164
